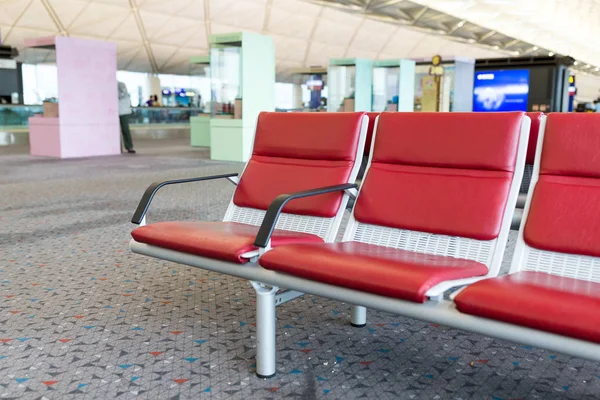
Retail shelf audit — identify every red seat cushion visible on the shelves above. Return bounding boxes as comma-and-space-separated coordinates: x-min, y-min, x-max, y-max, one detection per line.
233, 112, 365, 217
131, 222, 323, 264
539, 113, 600, 178
354, 112, 523, 241
524, 175, 600, 257
523, 113, 600, 257
372, 112, 522, 171
355, 164, 513, 240
455, 271, 600, 344
259, 241, 488, 303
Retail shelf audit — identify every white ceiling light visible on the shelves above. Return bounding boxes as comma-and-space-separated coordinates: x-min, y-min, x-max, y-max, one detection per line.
586, 64, 591, 68
548, 52, 555, 56
532, 46, 539, 51
457, 20, 465, 27
595, 67, 600, 72
574, 61, 579, 65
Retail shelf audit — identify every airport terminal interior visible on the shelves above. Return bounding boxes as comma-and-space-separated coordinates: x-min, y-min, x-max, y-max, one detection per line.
2, 0, 600, 399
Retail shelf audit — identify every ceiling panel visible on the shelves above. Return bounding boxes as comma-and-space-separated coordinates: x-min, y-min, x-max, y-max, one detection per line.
12, 0, 57, 31
271, 34, 308, 62
271, 0, 322, 17
210, 0, 265, 31
350, 19, 394, 52
47, 0, 89, 29
0, 0, 36, 26
68, 3, 130, 35
267, 7, 317, 39
138, 0, 199, 16
107, 14, 142, 42
89, 0, 131, 7
412, 0, 600, 66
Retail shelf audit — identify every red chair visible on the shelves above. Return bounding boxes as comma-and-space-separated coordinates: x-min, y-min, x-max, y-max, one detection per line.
455, 113, 600, 359
254, 112, 529, 372
129, 111, 369, 377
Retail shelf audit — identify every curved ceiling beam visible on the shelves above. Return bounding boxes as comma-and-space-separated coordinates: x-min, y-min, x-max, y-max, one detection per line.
203, 0, 211, 47
411, 6, 428, 24
262, 0, 274, 33
129, 0, 158, 73
41, 0, 67, 35
478, 30, 496, 42
370, 0, 405, 11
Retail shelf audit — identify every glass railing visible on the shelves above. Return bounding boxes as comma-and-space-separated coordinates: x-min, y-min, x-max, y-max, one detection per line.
0, 105, 207, 128
130, 107, 207, 125
0, 105, 43, 127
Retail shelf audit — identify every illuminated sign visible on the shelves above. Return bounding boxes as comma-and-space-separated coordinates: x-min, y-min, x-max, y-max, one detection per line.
476, 73, 495, 80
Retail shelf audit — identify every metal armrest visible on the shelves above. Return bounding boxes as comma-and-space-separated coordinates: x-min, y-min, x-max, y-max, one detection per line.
253, 183, 358, 248
131, 172, 239, 224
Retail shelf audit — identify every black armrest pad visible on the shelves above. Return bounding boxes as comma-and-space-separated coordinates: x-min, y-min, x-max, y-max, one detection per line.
254, 183, 357, 248
131, 173, 238, 224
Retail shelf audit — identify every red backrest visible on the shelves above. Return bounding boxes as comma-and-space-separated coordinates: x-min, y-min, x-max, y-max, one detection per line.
233, 112, 365, 217
524, 113, 600, 257
364, 112, 380, 157
354, 112, 524, 240
525, 112, 543, 164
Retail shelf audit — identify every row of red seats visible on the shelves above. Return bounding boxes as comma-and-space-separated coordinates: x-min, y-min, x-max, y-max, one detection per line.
129, 111, 600, 378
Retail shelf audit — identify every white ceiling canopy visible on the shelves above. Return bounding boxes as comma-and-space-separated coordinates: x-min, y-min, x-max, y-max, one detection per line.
307, 0, 600, 100
411, 0, 600, 67
0, 0, 598, 100
0, 0, 506, 78
410, 0, 600, 89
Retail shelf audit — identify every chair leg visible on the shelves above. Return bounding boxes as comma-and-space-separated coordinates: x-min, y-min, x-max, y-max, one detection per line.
350, 305, 367, 327
252, 282, 278, 378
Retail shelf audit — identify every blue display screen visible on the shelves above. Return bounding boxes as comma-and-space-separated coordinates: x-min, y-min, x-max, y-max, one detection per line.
473, 69, 530, 112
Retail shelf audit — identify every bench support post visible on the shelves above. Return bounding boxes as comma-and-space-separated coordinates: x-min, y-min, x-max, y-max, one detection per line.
351, 305, 367, 327
252, 281, 278, 378
275, 289, 304, 306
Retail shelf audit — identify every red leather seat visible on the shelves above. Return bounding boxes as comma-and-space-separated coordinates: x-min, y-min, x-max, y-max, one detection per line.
132, 222, 323, 264
457, 113, 600, 344
454, 271, 600, 343
131, 112, 366, 264
260, 241, 488, 303
260, 112, 524, 302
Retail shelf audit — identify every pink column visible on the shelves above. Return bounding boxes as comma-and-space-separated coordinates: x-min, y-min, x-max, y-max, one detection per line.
27, 36, 121, 158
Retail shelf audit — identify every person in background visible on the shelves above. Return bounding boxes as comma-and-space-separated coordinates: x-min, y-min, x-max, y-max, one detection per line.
152, 95, 162, 107
595, 99, 600, 113
118, 81, 135, 154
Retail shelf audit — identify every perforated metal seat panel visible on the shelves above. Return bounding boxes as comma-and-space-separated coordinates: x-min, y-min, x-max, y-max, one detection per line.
227, 205, 335, 241
351, 223, 494, 267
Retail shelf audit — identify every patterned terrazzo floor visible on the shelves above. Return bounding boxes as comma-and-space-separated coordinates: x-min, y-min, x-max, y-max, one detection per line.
1, 140, 599, 400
